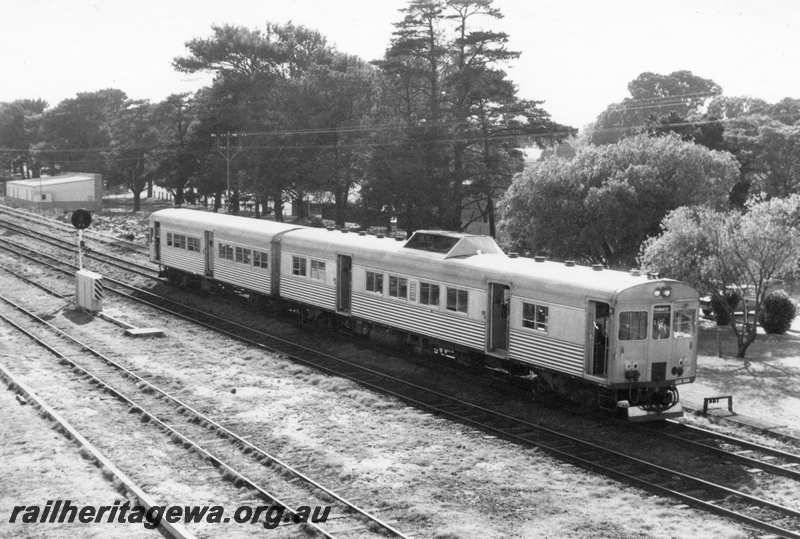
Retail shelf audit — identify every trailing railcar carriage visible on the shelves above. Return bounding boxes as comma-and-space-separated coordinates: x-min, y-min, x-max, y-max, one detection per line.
148, 209, 698, 421
150, 208, 299, 293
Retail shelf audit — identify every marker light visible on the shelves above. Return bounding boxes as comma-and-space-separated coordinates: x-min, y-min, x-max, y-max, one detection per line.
653, 286, 672, 298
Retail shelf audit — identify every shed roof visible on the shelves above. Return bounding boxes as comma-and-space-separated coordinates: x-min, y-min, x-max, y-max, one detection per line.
8, 173, 97, 187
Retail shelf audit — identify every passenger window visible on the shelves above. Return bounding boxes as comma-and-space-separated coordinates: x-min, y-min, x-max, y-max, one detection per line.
653, 306, 671, 340
253, 251, 268, 269
673, 309, 696, 338
619, 311, 648, 340
522, 303, 548, 331
310, 259, 326, 280
419, 282, 440, 305
389, 275, 408, 299
366, 271, 383, 293
446, 288, 468, 313
292, 256, 307, 276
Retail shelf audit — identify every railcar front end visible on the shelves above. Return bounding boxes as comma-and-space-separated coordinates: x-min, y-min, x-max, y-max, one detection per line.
602, 280, 699, 421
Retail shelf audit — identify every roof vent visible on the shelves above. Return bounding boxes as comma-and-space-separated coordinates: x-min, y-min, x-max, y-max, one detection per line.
534, 255, 546, 262
592, 264, 603, 271
565, 260, 576, 267
508, 252, 519, 258
630, 269, 641, 276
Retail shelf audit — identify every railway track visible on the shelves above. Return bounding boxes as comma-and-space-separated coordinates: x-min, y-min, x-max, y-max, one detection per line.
647, 420, 800, 480
0, 203, 148, 254
0, 214, 159, 279
0, 362, 195, 539
0, 235, 799, 537
0, 290, 408, 538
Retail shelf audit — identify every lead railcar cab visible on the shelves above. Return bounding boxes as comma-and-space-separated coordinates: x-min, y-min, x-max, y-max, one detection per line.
148, 210, 698, 421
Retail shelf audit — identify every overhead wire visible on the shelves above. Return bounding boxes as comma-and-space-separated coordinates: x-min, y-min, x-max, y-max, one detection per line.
0, 92, 796, 156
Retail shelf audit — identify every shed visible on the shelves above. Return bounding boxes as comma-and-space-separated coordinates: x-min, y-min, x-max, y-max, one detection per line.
5, 173, 103, 210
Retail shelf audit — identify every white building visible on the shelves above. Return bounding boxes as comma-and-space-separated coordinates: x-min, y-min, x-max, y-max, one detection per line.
5, 173, 103, 210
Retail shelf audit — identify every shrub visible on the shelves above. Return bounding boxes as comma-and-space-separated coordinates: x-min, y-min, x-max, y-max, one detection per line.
711, 290, 741, 326
759, 290, 797, 334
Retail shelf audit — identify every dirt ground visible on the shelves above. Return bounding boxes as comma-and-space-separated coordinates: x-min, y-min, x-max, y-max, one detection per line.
0, 367, 157, 539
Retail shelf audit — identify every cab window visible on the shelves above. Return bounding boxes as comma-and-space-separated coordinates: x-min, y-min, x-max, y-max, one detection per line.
619, 311, 647, 340
653, 305, 671, 339
673, 308, 696, 338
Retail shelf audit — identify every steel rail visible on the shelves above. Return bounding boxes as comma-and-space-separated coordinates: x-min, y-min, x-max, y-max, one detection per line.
0, 290, 407, 539
644, 421, 800, 480
0, 237, 799, 537
0, 302, 326, 537
0, 217, 159, 279
0, 362, 196, 539
0, 204, 148, 253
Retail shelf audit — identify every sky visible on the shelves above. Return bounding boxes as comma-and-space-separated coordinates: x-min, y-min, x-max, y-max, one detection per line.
2, 0, 799, 129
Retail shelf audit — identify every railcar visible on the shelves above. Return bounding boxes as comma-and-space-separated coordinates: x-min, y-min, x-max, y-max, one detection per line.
149, 209, 699, 421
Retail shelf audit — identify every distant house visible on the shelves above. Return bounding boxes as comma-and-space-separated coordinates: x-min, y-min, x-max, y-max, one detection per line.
5, 173, 103, 210
554, 141, 577, 159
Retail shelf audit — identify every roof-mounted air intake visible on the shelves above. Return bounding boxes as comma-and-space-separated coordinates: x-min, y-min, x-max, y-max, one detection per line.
403, 230, 503, 258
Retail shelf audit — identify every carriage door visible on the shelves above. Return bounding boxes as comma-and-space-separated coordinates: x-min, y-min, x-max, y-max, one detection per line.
648, 305, 672, 382
587, 301, 610, 377
204, 231, 214, 277
153, 221, 161, 261
488, 283, 510, 353
337, 255, 352, 313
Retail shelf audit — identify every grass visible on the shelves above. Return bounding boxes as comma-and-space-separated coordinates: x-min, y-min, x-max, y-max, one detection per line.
683, 317, 800, 431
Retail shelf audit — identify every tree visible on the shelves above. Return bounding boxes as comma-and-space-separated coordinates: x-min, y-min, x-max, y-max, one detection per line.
105, 101, 160, 212
498, 133, 740, 266
174, 23, 331, 80
687, 95, 800, 204
151, 93, 200, 206
372, 0, 570, 233
300, 53, 379, 226
41, 89, 127, 174
0, 99, 48, 177
640, 196, 800, 359
174, 22, 336, 216
589, 71, 721, 145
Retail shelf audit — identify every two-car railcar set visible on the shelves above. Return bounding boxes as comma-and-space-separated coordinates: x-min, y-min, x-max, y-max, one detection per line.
149, 209, 699, 421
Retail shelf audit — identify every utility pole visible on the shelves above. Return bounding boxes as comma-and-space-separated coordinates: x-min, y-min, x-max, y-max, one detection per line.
210, 131, 242, 213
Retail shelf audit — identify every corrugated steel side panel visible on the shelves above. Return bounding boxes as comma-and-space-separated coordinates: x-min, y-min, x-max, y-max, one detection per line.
214, 257, 271, 294
352, 291, 485, 350
160, 244, 204, 275
508, 328, 585, 377
280, 275, 336, 311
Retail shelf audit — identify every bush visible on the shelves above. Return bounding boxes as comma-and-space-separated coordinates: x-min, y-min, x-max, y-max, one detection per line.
711, 290, 741, 326
759, 290, 797, 334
